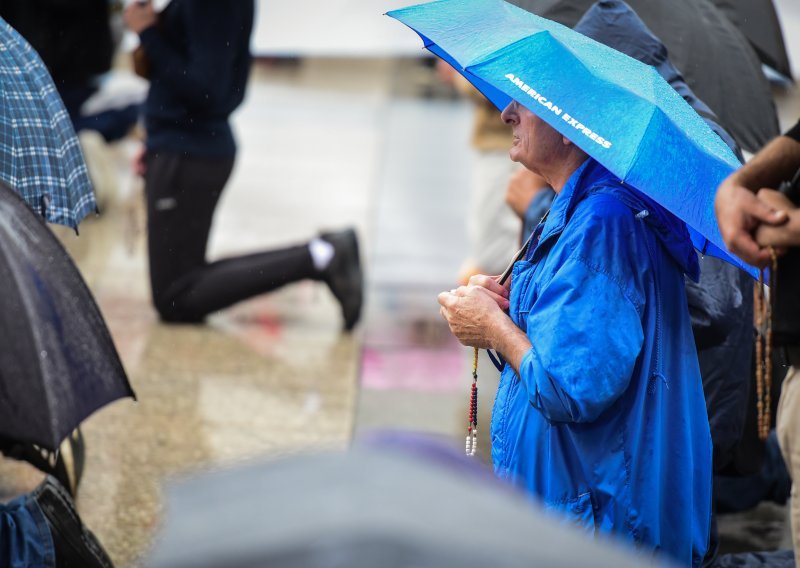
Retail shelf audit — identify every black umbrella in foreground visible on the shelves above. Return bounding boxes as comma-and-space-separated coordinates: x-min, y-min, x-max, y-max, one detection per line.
510, 0, 779, 153
149, 440, 659, 568
0, 181, 134, 451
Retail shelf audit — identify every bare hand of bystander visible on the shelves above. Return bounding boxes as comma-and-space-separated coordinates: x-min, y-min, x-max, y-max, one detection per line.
124, 0, 157, 35
754, 188, 800, 250
505, 168, 549, 219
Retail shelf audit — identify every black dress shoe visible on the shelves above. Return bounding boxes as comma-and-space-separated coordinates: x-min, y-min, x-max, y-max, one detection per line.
320, 228, 364, 331
32, 476, 114, 568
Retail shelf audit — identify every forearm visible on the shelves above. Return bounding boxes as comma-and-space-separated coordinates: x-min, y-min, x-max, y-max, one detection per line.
489, 316, 532, 374
730, 135, 800, 192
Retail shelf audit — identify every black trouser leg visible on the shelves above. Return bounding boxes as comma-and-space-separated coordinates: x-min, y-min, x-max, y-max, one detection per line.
145, 152, 317, 322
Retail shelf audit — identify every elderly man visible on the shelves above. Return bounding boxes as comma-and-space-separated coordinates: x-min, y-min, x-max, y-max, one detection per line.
439, 101, 712, 566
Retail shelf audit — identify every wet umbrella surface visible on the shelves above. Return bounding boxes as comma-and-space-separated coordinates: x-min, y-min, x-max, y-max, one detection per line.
508, 0, 780, 153
0, 17, 96, 229
149, 445, 659, 567
0, 181, 134, 451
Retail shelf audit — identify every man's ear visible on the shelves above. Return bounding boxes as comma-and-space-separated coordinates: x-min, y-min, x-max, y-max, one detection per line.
561, 136, 572, 146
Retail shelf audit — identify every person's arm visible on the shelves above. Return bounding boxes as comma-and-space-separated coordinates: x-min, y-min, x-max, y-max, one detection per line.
516, 256, 643, 423
727, 131, 800, 193
714, 131, 800, 266
439, 256, 644, 424
134, 1, 250, 111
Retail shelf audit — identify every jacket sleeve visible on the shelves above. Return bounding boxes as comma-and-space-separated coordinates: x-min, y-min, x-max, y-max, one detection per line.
518, 256, 644, 423
139, 1, 249, 111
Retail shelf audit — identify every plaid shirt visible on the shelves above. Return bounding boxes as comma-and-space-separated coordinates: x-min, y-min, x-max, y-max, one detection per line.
0, 18, 96, 230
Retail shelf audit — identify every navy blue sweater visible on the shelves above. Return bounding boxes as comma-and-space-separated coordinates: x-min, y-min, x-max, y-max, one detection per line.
139, 0, 254, 157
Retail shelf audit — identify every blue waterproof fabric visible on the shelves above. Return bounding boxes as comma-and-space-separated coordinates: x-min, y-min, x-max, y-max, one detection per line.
387, 0, 754, 277
574, 1, 753, 473
492, 159, 712, 566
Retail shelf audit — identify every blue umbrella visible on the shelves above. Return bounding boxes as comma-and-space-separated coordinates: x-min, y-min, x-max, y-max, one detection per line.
0, 18, 96, 230
387, 0, 754, 276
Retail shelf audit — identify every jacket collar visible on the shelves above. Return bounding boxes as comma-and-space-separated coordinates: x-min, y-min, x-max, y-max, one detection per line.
531, 158, 615, 259
530, 157, 700, 280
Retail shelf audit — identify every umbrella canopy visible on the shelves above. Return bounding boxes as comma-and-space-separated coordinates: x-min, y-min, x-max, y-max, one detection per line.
388, 0, 755, 277
148, 443, 654, 567
0, 17, 96, 230
0, 181, 134, 450
507, 0, 779, 153
709, 0, 792, 80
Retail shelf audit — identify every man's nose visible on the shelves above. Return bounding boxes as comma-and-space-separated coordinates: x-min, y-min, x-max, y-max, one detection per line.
500, 101, 517, 125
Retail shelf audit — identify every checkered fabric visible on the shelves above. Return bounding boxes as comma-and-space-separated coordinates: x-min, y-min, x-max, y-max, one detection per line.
0, 18, 96, 230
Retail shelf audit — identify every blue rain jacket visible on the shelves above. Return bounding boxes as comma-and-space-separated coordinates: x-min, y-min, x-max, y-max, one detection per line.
492, 158, 712, 566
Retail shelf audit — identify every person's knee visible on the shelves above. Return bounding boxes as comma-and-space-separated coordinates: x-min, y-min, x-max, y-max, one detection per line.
152, 289, 203, 324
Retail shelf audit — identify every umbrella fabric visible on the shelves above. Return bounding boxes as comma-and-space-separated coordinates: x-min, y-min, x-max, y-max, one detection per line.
507, 0, 779, 153
0, 181, 133, 450
0, 17, 96, 230
388, 0, 755, 277
148, 443, 658, 567
710, 0, 792, 80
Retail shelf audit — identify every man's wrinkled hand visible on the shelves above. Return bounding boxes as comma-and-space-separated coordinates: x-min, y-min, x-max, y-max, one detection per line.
467, 274, 509, 309
437, 286, 508, 349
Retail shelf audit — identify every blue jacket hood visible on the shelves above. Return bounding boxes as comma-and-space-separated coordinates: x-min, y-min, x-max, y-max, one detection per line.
538, 160, 700, 281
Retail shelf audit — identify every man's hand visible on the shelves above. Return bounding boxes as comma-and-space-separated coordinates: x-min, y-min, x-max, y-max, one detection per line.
438, 283, 532, 373
438, 286, 508, 349
505, 169, 549, 219
131, 144, 147, 177
467, 274, 509, 309
715, 177, 787, 267
755, 189, 800, 249
124, 0, 157, 34
436, 60, 458, 85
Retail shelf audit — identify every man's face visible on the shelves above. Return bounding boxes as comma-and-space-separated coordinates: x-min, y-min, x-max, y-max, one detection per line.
500, 100, 564, 173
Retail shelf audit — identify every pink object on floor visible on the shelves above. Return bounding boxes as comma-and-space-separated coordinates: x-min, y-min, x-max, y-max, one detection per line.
361, 345, 465, 392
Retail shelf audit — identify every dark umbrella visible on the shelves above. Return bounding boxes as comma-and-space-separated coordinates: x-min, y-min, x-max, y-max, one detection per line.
148, 440, 656, 567
0, 17, 96, 230
0, 181, 134, 451
509, 0, 779, 153
710, 0, 793, 80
